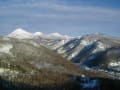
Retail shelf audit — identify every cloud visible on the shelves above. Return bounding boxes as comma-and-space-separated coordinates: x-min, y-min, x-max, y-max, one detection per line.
0, 0, 120, 23
0, 0, 120, 36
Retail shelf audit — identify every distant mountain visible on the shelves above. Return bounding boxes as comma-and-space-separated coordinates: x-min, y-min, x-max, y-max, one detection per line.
7, 28, 71, 40
7, 28, 71, 49
7, 28, 33, 39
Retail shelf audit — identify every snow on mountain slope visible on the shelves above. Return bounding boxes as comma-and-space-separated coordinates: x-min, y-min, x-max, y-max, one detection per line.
34, 38, 70, 50
33, 32, 71, 40
57, 33, 120, 61
47, 32, 70, 39
33, 32, 71, 50
0, 36, 114, 90
0, 44, 13, 54
56, 33, 120, 79
33, 32, 43, 37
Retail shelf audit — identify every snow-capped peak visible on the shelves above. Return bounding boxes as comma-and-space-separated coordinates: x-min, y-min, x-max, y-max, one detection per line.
33, 32, 43, 36
49, 33, 62, 37
7, 28, 72, 40
48, 32, 71, 39
7, 28, 33, 39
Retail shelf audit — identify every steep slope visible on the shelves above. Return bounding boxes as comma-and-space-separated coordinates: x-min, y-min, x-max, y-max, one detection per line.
88, 47, 120, 71
56, 33, 120, 78
33, 32, 71, 50
1, 37, 114, 90
0, 37, 79, 89
0, 37, 79, 75
57, 33, 120, 61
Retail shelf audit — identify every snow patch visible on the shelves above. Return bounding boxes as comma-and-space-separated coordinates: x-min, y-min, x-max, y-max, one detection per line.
49, 32, 62, 37
57, 47, 67, 54
52, 40, 67, 49
33, 32, 43, 39
34, 32, 43, 36
97, 42, 106, 49
81, 74, 85, 77
0, 68, 19, 75
0, 44, 13, 54
109, 62, 120, 67
47, 33, 71, 39
81, 40, 90, 45
68, 43, 75, 49
0, 68, 4, 73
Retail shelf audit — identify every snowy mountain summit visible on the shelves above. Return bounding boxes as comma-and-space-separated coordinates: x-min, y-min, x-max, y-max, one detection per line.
7, 28, 71, 40
7, 28, 71, 49
7, 28, 33, 39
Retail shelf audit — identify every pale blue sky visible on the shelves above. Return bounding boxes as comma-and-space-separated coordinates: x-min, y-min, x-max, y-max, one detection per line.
0, 0, 120, 37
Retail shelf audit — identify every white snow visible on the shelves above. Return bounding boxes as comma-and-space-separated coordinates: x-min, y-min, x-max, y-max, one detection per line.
57, 48, 66, 54
81, 74, 85, 77
0, 68, 19, 75
109, 62, 120, 67
81, 40, 90, 45
49, 32, 62, 37
7, 28, 71, 40
69, 43, 75, 48
34, 32, 71, 40
0, 68, 4, 74
47, 33, 71, 39
97, 42, 106, 49
7, 28, 33, 39
34, 32, 43, 36
52, 40, 67, 49
0, 44, 13, 54
92, 42, 107, 53
84, 66, 91, 70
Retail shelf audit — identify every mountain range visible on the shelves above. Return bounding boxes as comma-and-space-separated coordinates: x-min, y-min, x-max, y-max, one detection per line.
7, 28, 71, 50
56, 33, 120, 78
0, 28, 120, 90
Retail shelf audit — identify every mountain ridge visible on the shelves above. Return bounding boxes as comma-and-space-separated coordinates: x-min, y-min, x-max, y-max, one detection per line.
7, 28, 71, 40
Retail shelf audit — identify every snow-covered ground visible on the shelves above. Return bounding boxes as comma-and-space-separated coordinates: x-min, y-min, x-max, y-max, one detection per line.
0, 68, 19, 75
109, 62, 120, 67
0, 44, 13, 54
